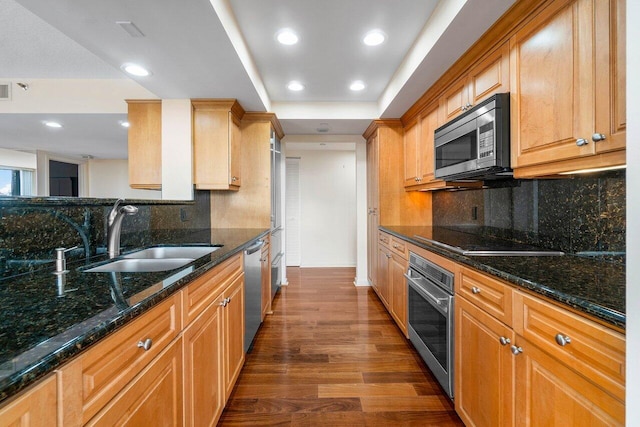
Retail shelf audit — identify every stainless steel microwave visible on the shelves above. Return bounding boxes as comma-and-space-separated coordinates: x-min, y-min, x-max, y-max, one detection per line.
434, 93, 511, 181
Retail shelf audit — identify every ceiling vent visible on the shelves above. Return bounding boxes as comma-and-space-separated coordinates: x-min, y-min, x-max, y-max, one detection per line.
0, 83, 10, 101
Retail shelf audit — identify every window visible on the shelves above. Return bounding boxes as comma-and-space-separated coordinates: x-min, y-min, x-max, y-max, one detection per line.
0, 168, 34, 196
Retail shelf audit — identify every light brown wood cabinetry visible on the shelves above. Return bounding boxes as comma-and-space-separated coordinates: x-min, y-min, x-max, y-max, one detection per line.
453, 263, 626, 426
440, 42, 510, 124
192, 99, 245, 190
261, 237, 272, 320
0, 374, 57, 427
127, 100, 162, 190
60, 293, 182, 425
86, 337, 183, 427
455, 296, 515, 427
222, 273, 245, 400
364, 121, 431, 290
511, 0, 625, 177
376, 232, 409, 337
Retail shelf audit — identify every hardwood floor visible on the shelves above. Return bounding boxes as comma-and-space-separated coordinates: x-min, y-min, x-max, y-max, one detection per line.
219, 267, 463, 426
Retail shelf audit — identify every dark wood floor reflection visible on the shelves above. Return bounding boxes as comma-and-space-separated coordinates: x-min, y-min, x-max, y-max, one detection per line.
219, 267, 464, 426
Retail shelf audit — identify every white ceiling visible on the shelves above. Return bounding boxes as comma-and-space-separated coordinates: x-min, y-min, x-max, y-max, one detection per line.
0, 0, 515, 159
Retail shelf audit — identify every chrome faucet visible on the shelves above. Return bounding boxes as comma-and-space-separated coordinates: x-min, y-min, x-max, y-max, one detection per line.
107, 199, 138, 258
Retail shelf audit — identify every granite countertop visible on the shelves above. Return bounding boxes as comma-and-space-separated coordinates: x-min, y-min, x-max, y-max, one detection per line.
0, 227, 269, 404
381, 226, 625, 329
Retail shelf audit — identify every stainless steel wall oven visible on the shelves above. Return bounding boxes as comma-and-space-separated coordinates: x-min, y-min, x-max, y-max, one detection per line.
405, 252, 455, 398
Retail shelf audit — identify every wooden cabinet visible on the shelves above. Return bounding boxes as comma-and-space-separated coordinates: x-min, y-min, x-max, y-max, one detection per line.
440, 42, 510, 123
59, 293, 182, 425
510, 0, 625, 177
0, 374, 57, 427
376, 232, 409, 337
192, 99, 245, 190
455, 296, 515, 427
222, 273, 245, 400
364, 120, 431, 289
127, 100, 162, 190
454, 262, 626, 426
87, 337, 183, 426
261, 237, 272, 320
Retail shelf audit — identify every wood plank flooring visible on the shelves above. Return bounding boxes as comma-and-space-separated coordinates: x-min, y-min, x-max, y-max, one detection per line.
219, 267, 464, 426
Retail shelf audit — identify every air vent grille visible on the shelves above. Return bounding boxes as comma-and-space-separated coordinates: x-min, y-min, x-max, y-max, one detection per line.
0, 83, 10, 100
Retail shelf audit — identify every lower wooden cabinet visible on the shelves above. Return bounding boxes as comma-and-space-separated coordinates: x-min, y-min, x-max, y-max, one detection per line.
375, 232, 409, 337
223, 273, 245, 400
0, 374, 57, 427
376, 244, 391, 307
87, 337, 183, 426
455, 296, 515, 427
261, 239, 271, 320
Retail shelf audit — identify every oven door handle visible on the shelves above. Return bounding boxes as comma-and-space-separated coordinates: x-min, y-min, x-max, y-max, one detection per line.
404, 273, 449, 308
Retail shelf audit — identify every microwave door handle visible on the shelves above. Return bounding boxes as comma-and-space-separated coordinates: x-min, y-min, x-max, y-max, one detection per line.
435, 118, 477, 148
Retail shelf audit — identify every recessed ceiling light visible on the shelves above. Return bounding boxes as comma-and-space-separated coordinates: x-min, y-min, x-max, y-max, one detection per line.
350, 80, 366, 91
276, 29, 299, 45
44, 121, 62, 128
119, 121, 130, 128
363, 30, 386, 46
287, 81, 305, 91
121, 63, 151, 77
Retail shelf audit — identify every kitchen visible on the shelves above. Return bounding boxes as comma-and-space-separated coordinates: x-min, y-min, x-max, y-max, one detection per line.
0, 0, 638, 425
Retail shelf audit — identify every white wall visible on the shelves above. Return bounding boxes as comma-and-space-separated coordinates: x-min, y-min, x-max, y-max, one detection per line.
626, 0, 639, 423
87, 159, 159, 199
355, 139, 369, 285
0, 148, 36, 169
285, 147, 357, 268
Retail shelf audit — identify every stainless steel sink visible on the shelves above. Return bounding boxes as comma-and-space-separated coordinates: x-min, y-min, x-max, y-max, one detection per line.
85, 258, 196, 273
123, 246, 219, 259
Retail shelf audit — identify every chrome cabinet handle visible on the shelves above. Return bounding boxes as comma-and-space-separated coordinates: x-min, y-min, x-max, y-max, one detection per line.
471, 286, 481, 294
555, 334, 571, 346
386, 253, 392, 259
511, 345, 524, 355
137, 338, 153, 351
231, 176, 238, 182
576, 138, 589, 147
220, 299, 228, 307
499, 337, 511, 346
592, 133, 606, 142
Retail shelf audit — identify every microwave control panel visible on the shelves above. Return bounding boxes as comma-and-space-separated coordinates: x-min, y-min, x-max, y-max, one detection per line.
478, 122, 494, 159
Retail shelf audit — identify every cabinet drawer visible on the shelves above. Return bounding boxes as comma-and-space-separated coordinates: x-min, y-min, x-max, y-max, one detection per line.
514, 291, 625, 400
61, 292, 182, 424
390, 237, 408, 260
378, 232, 390, 247
183, 253, 243, 324
457, 267, 513, 327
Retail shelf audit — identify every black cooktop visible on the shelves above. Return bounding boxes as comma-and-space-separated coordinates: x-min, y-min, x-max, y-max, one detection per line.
413, 226, 564, 256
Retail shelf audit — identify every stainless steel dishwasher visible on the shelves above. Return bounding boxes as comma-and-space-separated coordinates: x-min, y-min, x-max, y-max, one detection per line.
243, 239, 264, 352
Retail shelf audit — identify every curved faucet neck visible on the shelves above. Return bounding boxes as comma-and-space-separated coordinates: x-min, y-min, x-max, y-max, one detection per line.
107, 200, 138, 258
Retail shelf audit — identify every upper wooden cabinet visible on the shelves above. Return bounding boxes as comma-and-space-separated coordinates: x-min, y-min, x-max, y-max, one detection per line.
192, 99, 245, 190
440, 42, 510, 124
510, 0, 625, 177
127, 100, 162, 190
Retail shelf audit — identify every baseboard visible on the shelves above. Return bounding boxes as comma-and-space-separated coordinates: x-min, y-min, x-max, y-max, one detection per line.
353, 277, 370, 287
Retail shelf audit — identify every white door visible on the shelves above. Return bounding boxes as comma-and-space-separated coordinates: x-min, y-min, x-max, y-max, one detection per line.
285, 158, 301, 266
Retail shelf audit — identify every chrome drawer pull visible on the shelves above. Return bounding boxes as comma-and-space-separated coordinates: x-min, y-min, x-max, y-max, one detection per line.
499, 337, 511, 346
511, 345, 524, 355
137, 338, 153, 351
555, 334, 571, 346
471, 286, 481, 294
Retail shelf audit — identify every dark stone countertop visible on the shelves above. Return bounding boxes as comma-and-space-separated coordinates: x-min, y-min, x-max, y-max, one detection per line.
0, 227, 269, 404
381, 226, 625, 329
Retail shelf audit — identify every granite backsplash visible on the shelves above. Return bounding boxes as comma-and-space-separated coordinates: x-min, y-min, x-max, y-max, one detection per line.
432, 170, 626, 258
0, 191, 211, 278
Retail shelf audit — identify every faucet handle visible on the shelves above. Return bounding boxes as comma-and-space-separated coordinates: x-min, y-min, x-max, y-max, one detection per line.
108, 198, 125, 224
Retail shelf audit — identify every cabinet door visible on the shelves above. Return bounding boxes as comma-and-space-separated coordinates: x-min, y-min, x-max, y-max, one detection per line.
467, 42, 510, 108
455, 297, 515, 427
127, 100, 162, 190
261, 243, 271, 320
389, 252, 408, 337
0, 375, 57, 427
511, 0, 595, 169
183, 300, 224, 427
515, 337, 624, 426
594, 0, 626, 153
366, 135, 379, 288
403, 120, 420, 187
229, 112, 242, 187
87, 337, 183, 427
439, 79, 469, 123
376, 244, 390, 308
223, 273, 245, 399
418, 104, 439, 183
